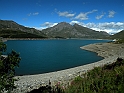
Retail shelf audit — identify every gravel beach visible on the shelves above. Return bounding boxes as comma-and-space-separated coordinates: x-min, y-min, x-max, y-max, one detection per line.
11, 42, 124, 93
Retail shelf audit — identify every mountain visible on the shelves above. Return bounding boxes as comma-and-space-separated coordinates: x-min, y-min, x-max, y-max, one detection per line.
0, 20, 46, 38
42, 22, 110, 39
110, 30, 124, 43
73, 24, 109, 38
110, 30, 124, 39
0, 20, 110, 39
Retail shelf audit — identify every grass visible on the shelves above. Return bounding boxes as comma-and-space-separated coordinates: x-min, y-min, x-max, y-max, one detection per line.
0, 29, 45, 38
64, 58, 124, 93
112, 38, 124, 44
114, 39, 124, 44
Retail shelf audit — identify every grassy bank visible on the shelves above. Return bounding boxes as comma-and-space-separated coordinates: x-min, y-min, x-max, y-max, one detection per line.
65, 58, 124, 93
114, 39, 124, 44
28, 58, 124, 93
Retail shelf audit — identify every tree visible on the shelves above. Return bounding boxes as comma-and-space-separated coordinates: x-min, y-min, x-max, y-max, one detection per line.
0, 42, 21, 92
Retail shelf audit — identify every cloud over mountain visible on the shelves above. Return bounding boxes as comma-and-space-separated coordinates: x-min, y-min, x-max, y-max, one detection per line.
84, 22, 124, 34
69, 21, 124, 34
41, 22, 58, 27
38, 20, 124, 34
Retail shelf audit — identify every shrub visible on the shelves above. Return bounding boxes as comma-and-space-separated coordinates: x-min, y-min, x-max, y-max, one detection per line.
0, 42, 21, 92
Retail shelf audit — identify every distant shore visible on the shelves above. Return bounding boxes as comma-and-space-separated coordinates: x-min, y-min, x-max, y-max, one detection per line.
1, 38, 48, 42
81, 42, 124, 59
2, 37, 111, 42
12, 42, 124, 93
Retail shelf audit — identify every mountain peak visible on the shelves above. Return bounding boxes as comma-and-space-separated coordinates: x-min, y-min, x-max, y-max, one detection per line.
49, 22, 73, 32
42, 22, 110, 38
55, 22, 72, 27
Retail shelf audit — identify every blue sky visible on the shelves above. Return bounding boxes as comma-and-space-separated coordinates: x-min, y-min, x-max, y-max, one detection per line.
0, 0, 124, 34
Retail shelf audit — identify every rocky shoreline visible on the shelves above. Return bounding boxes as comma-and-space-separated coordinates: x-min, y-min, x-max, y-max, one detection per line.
81, 42, 124, 59
11, 42, 124, 93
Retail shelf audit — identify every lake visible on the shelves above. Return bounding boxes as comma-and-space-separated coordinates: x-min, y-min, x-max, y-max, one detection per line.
5, 39, 110, 75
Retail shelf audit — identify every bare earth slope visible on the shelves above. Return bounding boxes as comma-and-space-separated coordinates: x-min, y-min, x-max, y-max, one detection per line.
81, 43, 124, 59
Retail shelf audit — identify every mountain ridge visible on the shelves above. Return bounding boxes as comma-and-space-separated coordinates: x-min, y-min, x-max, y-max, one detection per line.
42, 22, 110, 39
0, 20, 112, 39
0, 20, 46, 38
111, 30, 124, 39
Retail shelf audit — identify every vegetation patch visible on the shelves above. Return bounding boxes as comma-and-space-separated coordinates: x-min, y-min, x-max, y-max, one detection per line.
0, 29, 45, 38
65, 58, 124, 93
0, 41, 21, 92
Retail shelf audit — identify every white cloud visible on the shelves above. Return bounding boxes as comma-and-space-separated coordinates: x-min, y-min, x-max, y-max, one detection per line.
70, 21, 124, 34
96, 13, 105, 19
57, 10, 97, 20
87, 9, 98, 13
34, 27, 46, 31
58, 11, 75, 18
33, 12, 39, 15
75, 10, 97, 20
75, 13, 88, 20
70, 21, 84, 26
28, 12, 39, 16
41, 22, 58, 27
34, 22, 58, 31
108, 10, 116, 18
84, 22, 124, 33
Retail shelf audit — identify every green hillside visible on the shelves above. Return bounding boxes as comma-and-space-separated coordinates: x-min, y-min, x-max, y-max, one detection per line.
0, 29, 45, 38
111, 30, 124, 39
0, 20, 46, 38
111, 30, 124, 43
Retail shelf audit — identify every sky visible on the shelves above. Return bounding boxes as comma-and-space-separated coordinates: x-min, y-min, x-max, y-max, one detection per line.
0, 0, 124, 34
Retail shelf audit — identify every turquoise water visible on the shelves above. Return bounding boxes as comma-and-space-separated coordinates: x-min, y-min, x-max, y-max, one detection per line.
5, 39, 109, 75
